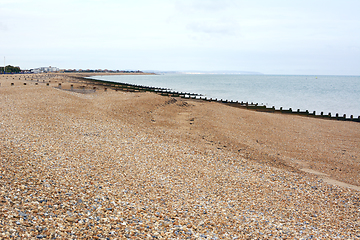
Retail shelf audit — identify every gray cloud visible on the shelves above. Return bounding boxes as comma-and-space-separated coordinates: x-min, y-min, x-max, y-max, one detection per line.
0, 22, 8, 31
187, 19, 240, 36
175, 0, 237, 13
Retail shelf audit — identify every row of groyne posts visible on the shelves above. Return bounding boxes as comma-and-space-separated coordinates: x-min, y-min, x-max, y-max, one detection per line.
80, 77, 360, 123
1, 74, 78, 87
3, 75, 358, 123
1, 74, 97, 93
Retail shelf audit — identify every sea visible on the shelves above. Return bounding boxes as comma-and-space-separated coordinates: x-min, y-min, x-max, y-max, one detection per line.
90, 74, 360, 117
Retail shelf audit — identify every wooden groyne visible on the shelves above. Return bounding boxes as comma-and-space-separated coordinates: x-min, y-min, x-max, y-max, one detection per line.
78, 77, 359, 123
4, 74, 358, 123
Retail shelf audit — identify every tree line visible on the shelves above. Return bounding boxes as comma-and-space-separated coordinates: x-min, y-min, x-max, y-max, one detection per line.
0, 65, 21, 73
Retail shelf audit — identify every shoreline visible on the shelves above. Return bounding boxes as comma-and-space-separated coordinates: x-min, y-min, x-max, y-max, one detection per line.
1, 73, 359, 238
2, 72, 360, 185
86, 74, 360, 122
85, 74, 360, 123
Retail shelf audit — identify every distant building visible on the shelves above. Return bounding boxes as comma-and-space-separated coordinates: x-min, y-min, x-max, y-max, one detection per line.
31, 66, 59, 73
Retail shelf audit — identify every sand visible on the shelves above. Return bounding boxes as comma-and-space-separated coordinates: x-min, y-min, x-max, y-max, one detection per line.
0, 73, 359, 239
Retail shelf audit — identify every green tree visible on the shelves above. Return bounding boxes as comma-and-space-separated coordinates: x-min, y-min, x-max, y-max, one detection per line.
0, 65, 21, 73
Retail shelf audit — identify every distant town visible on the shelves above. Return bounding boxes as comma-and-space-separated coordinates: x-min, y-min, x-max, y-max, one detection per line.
0, 65, 143, 74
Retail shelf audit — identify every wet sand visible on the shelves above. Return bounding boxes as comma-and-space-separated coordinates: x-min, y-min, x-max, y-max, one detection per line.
1, 73, 359, 239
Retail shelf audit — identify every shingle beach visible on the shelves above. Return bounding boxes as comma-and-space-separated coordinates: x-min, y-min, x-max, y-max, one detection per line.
1, 73, 359, 239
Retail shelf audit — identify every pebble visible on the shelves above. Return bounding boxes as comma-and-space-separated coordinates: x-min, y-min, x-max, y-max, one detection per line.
0, 74, 359, 239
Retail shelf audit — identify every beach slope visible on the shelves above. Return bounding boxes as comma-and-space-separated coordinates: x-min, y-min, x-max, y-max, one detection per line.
0, 74, 359, 239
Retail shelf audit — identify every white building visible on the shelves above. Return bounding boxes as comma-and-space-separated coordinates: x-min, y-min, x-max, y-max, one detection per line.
31, 66, 59, 73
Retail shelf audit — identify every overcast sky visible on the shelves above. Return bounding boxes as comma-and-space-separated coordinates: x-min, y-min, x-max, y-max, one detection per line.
1, 0, 359, 75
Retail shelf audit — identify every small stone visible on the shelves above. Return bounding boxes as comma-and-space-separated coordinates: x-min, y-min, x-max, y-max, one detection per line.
66, 217, 76, 223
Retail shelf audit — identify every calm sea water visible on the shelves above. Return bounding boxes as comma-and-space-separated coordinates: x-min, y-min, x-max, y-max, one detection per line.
91, 74, 360, 117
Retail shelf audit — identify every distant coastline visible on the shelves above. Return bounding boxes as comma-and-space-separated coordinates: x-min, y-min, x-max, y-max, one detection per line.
143, 70, 263, 75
